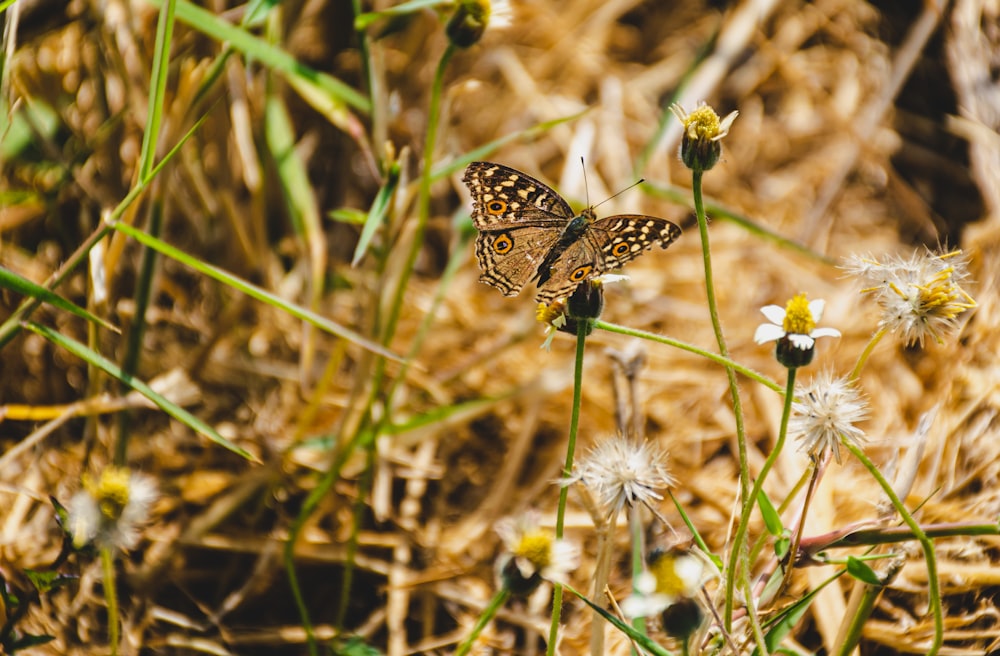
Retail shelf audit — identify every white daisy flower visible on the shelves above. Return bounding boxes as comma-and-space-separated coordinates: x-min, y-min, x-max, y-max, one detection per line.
495, 512, 579, 596
68, 467, 158, 551
754, 294, 842, 351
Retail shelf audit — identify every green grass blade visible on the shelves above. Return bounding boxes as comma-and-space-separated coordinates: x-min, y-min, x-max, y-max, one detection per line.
757, 488, 784, 537
24, 321, 257, 462
145, 0, 370, 115
563, 584, 674, 656
137, 0, 176, 180
351, 160, 400, 266
752, 570, 843, 656
0, 267, 119, 334
354, 0, 452, 30
108, 221, 405, 364
670, 491, 724, 571
0, 106, 208, 351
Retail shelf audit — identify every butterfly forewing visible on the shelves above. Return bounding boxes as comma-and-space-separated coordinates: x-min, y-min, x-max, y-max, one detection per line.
535, 215, 681, 303
463, 162, 574, 228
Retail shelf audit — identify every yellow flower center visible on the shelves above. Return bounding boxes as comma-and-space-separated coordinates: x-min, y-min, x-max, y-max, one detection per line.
782, 293, 816, 335
685, 106, 722, 141
536, 301, 566, 327
514, 531, 553, 570
85, 467, 132, 521
650, 552, 686, 597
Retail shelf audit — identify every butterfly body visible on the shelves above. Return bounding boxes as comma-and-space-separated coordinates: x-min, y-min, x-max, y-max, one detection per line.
463, 161, 681, 303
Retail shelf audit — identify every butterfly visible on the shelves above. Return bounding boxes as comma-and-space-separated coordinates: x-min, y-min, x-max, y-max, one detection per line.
462, 161, 681, 304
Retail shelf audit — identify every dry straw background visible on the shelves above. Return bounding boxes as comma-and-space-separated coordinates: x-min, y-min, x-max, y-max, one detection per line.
2, 0, 1000, 654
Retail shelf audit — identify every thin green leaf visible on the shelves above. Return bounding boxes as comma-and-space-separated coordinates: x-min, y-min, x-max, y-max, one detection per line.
757, 488, 784, 537
846, 556, 882, 586
1, 96, 59, 160
243, 0, 280, 26
146, 0, 370, 114
24, 322, 258, 462
108, 221, 405, 364
23, 570, 74, 594
328, 208, 368, 225
138, 0, 176, 181
563, 584, 675, 656
431, 111, 588, 181
0, 106, 209, 351
753, 570, 844, 656
8, 634, 56, 650
265, 93, 321, 240
670, 491, 723, 571
0, 267, 119, 333
352, 161, 401, 266
354, 0, 451, 30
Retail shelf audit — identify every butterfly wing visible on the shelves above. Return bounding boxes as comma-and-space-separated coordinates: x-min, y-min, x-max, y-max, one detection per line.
463, 161, 574, 228
475, 227, 565, 297
535, 215, 681, 304
464, 162, 575, 296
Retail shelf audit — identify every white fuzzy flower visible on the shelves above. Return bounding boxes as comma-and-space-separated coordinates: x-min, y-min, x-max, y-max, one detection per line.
790, 373, 869, 464
68, 467, 157, 551
563, 435, 674, 520
844, 249, 976, 346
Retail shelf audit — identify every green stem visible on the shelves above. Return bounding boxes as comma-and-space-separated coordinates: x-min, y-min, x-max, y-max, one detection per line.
728, 367, 795, 654
283, 44, 456, 653
629, 504, 647, 640
547, 318, 588, 655
689, 168, 749, 630
381, 42, 455, 346
849, 326, 888, 382
456, 587, 511, 656
593, 320, 780, 393
101, 547, 119, 656
116, 198, 163, 465
841, 440, 942, 655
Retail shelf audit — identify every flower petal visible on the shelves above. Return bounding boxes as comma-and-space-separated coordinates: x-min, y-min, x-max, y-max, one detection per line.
760, 305, 787, 325
808, 299, 827, 323
787, 333, 816, 350
811, 327, 841, 340
754, 323, 786, 344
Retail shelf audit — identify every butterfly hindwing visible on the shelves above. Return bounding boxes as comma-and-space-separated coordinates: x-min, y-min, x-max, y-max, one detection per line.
474, 227, 564, 297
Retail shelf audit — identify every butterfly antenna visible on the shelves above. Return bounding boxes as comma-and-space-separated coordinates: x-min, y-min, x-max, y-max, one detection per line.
580, 156, 591, 208
593, 177, 646, 210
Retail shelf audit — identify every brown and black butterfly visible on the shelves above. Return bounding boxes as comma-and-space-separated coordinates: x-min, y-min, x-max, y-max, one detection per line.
462, 161, 681, 303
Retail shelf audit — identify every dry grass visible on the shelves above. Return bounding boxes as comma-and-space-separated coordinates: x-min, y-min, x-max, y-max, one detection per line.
2, 0, 999, 654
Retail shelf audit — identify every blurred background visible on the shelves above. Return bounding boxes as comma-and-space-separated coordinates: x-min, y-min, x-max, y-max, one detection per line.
1, 0, 998, 653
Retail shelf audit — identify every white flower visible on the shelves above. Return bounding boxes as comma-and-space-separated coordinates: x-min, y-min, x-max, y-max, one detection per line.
844, 249, 976, 346
754, 294, 841, 351
790, 373, 869, 464
486, 0, 513, 30
622, 550, 707, 618
562, 435, 674, 520
495, 513, 579, 591
68, 467, 157, 551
